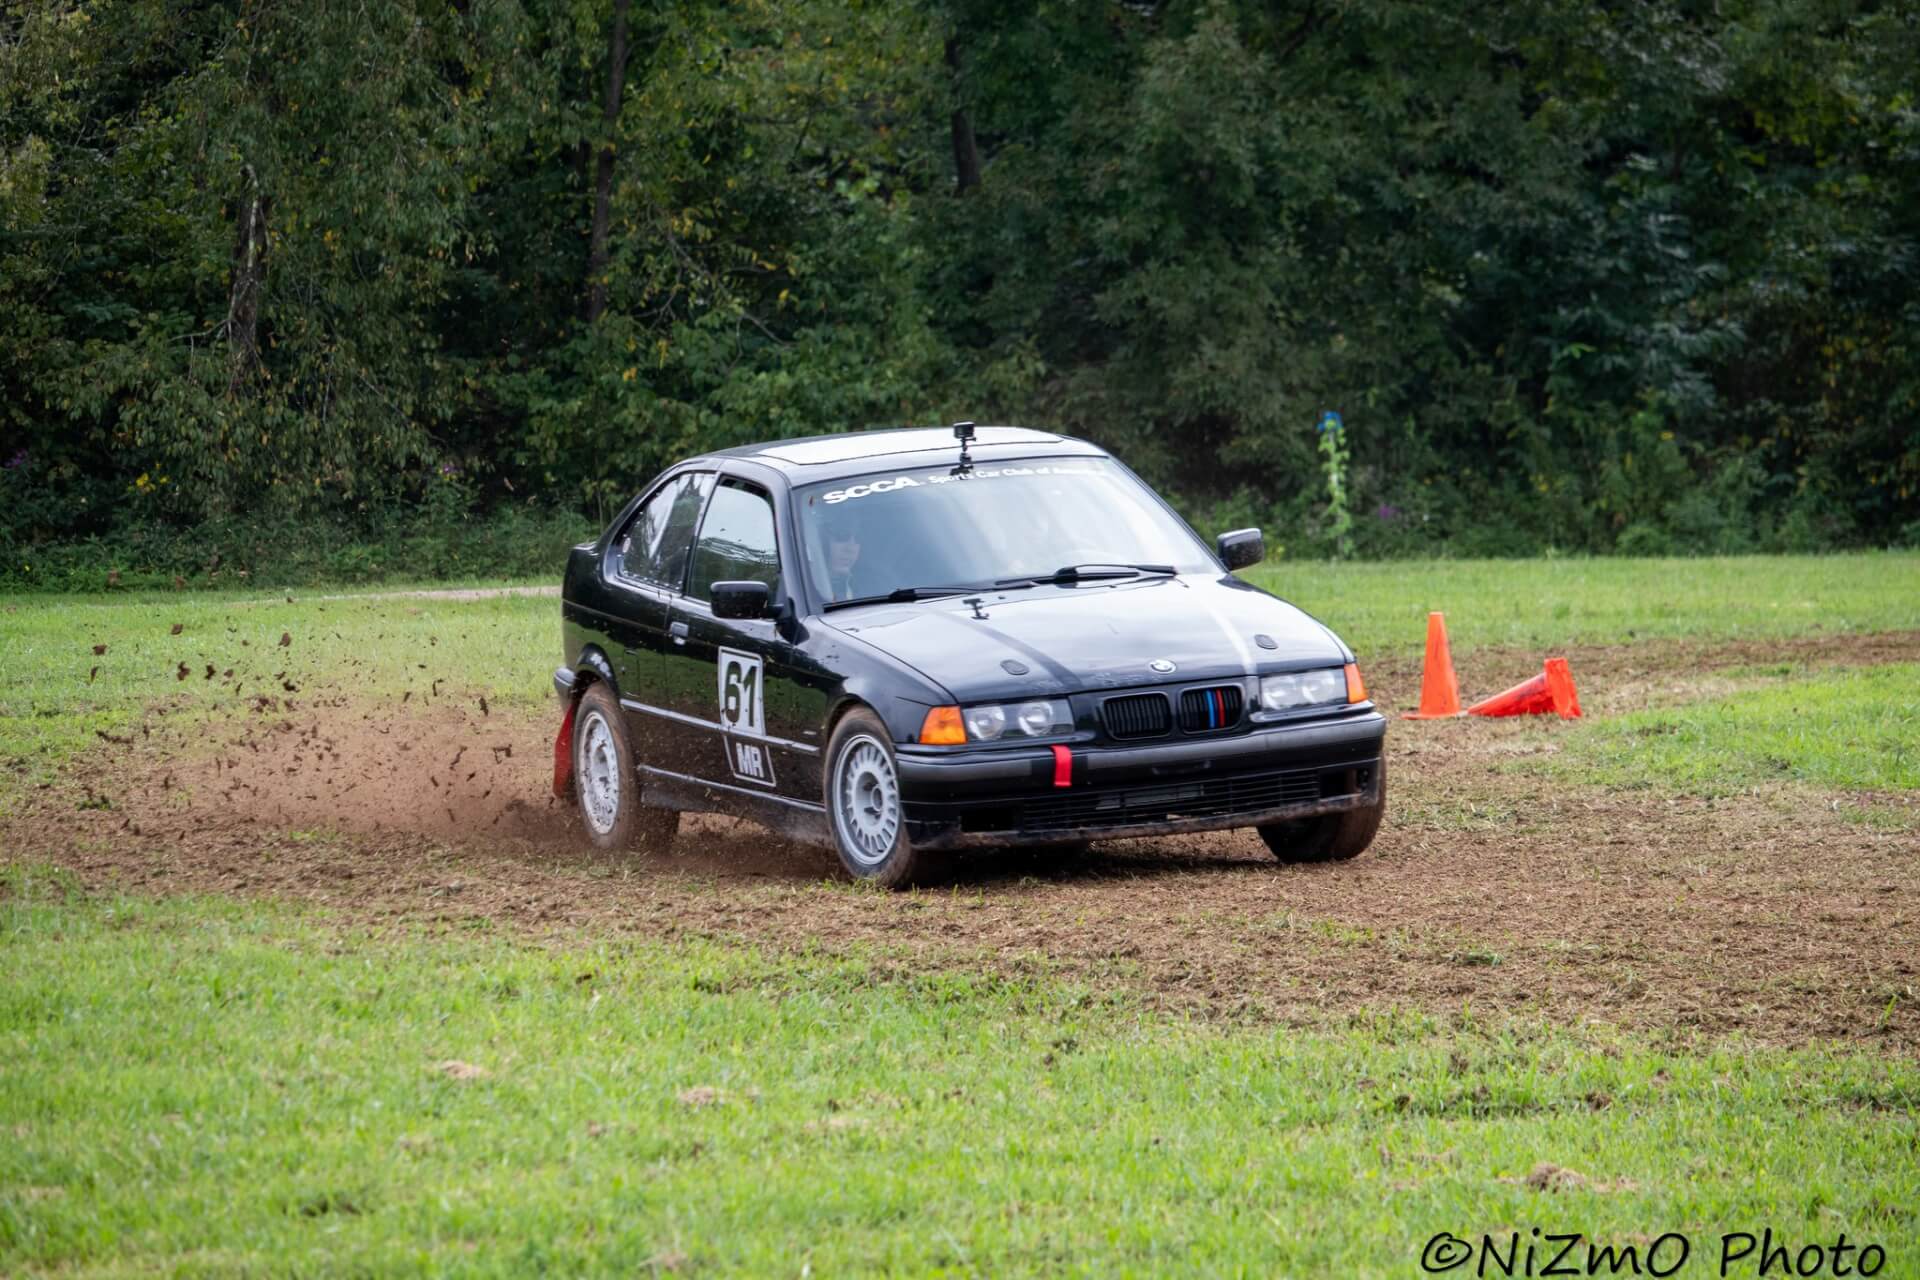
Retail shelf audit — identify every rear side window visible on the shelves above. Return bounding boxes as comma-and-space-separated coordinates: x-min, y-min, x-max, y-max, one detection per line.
619, 471, 713, 588
689, 480, 780, 602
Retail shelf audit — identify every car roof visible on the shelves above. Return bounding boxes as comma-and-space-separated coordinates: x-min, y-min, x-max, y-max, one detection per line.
692, 425, 1109, 484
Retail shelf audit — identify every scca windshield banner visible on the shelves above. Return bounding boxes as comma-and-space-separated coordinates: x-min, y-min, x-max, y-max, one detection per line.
820, 464, 1102, 504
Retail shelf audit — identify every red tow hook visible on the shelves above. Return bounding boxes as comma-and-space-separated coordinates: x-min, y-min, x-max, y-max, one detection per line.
552, 700, 578, 799
1051, 744, 1072, 788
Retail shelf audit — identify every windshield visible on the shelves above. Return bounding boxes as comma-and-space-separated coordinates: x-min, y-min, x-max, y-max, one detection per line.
794, 457, 1215, 605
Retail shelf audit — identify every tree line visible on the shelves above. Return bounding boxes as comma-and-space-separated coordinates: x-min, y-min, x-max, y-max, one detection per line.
3, 0, 1916, 577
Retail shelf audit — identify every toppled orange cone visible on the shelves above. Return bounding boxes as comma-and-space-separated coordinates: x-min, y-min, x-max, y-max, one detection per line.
1403, 612, 1463, 719
1542, 656, 1582, 718
1467, 656, 1582, 719
1466, 671, 1553, 717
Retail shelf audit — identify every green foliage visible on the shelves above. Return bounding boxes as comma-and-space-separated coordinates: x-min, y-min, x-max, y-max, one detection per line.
2, 1, 480, 520
3, 0, 1917, 567
924, 0, 1920, 552
0, 501, 588, 593
1317, 420, 1353, 558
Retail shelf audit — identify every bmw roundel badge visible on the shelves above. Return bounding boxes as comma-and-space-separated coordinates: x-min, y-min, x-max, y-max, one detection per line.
1149, 658, 1176, 673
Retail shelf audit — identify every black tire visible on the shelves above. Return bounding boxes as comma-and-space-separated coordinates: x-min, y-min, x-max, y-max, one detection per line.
823, 708, 940, 887
573, 682, 677, 853
1256, 760, 1385, 864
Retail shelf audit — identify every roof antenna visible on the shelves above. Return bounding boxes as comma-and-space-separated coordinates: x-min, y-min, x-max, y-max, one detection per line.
951, 420, 976, 474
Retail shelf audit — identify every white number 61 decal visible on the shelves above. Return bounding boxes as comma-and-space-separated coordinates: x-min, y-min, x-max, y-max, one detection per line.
717, 647, 765, 738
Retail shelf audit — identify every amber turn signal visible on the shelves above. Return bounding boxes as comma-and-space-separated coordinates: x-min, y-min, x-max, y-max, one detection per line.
918, 705, 967, 744
1344, 662, 1368, 704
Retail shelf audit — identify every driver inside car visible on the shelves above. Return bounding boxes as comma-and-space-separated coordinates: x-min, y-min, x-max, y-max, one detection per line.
821, 510, 864, 601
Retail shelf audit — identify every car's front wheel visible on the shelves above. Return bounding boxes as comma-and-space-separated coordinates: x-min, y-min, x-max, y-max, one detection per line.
824, 708, 940, 887
1257, 761, 1385, 864
574, 682, 677, 853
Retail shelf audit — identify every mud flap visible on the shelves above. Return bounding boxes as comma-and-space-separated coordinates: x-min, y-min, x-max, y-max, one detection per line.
552, 699, 577, 799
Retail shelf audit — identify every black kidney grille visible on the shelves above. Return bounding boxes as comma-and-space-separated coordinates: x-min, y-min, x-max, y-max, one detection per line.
1102, 692, 1171, 740
1179, 686, 1244, 732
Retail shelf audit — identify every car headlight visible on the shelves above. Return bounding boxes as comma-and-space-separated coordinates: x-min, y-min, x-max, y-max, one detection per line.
961, 697, 1073, 742
1258, 668, 1348, 712
1014, 700, 1056, 736
963, 704, 1007, 740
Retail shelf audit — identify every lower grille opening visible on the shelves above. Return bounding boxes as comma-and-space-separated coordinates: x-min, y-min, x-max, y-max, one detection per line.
1319, 768, 1361, 798
961, 805, 1018, 833
1016, 765, 1331, 833
909, 757, 1383, 840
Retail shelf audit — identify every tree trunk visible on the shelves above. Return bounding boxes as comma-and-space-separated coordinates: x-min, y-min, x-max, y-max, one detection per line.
946, 36, 981, 194
584, 0, 631, 323
227, 164, 270, 390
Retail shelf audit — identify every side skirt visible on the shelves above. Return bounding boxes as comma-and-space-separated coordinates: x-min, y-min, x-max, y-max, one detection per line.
639, 765, 832, 847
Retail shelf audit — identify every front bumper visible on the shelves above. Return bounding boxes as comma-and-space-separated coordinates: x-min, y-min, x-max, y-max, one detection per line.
896, 709, 1386, 849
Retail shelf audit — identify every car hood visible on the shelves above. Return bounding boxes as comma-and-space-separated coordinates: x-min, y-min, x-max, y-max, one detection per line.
818, 574, 1348, 703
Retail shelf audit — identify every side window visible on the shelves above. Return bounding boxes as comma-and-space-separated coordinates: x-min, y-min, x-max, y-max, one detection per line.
689, 481, 780, 602
618, 471, 713, 588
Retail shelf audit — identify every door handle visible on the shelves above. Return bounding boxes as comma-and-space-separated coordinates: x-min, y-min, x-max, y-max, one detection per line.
669, 620, 689, 646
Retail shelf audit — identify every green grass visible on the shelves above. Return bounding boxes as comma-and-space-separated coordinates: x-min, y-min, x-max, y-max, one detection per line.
1249, 551, 1920, 659
3, 872, 1916, 1278
1538, 663, 1920, 797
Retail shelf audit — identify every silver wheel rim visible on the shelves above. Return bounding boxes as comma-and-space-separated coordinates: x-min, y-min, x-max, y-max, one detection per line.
578, 709, 621, 835
833, 734, 900, 868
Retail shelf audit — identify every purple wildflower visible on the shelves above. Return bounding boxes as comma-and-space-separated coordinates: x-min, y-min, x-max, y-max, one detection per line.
3, 449, 27, 470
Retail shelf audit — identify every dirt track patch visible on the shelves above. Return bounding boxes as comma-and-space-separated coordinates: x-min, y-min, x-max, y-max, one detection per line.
5, 631, 1917, 1050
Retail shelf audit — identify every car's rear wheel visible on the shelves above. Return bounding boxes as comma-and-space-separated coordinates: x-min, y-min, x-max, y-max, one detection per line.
824, 708, 940, 887
1257, 761, 1385, 864
574, 682, 677, 853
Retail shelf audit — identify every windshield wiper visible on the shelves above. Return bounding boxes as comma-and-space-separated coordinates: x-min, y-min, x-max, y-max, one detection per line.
997, 562, 1179, 586
822, 584, 996, 612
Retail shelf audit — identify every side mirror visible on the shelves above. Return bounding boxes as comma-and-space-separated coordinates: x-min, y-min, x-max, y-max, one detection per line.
711, 580, 771, 620
1216, 528, 1265, 571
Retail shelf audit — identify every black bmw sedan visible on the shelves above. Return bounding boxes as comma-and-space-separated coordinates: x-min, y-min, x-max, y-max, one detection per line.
553, 424, 1386, 885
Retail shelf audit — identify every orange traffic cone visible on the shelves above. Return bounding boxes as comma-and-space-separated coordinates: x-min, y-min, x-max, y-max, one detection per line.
1542, 656, 1582, 718
1466, 656, 1582, 719
1402, 612, 1463, 719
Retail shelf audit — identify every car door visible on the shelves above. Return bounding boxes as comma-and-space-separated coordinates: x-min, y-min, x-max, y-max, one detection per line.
600, 469, 714, 769
666, 474, 818, 803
